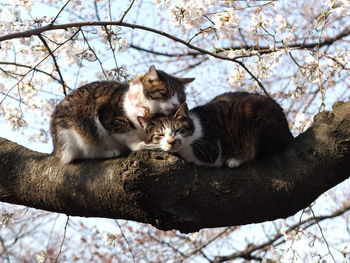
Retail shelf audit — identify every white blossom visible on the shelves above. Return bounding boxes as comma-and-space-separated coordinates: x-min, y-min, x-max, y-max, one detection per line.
212, 8, 241, 38
153, 0, 172, 8
228, 67, 246, 86
294, 112, 312, 133
36, 251, 46, 263
275, 14, 287, 31
103, 232, 116, 247
282, 32, 292, 45
167, 0, 218, 31
118, 37, 130, 52
281, 220, 293, 241
248, 13, 273, 32
330, 0, 350, 15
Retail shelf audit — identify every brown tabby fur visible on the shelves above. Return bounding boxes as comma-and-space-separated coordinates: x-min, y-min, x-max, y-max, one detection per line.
50, 66, 193, 163
139, 92, 294, 167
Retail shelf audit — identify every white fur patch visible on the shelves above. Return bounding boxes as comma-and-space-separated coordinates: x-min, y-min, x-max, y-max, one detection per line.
159, 127, 173, 151
124, 84, 181, 128
225, 158, 242, 168
176, 113, 224, 167
58, 127, 122, 164
57, 128, 86, 164
112, 130, 143, 151
159, 94, 180, 115
56, 117, 143, 163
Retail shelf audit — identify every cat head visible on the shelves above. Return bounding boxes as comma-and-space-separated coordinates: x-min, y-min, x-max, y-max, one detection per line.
137, 103, 194, 152
131, 66, 194, 115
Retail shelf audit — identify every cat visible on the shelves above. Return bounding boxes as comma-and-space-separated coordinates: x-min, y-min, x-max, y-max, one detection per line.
137, 92, 294, 168
50, 65, 194, 164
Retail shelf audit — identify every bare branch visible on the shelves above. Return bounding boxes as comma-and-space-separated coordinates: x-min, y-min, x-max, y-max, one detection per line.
51, 0, 71, 25
0, 62, 71, 90
213, 204, 350, 262
119, 0, 136, 22
115, 220, 136, 263
1, 29, 79, 105
55, 216, 69, 263
1, 22, 349, 95
38, 34, 67, 96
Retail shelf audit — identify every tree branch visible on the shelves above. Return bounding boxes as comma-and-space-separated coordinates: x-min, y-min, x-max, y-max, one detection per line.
0, 101, 350, 233
118, 0, 136, 22
2, 22, 349, 96
38, 34, 67, 96
0, 62, 71, 90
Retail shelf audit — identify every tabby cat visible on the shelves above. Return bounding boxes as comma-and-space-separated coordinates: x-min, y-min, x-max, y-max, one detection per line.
50, 65, 194, 164
137, 92, 294, 168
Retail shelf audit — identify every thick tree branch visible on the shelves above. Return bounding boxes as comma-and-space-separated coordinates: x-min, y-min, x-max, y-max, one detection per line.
0, 101, 350, 233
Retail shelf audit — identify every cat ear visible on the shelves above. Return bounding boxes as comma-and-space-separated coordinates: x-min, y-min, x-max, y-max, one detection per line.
174, 103, 189, 118
177, 77, 195, 85
147, 65, 159, 81
137, 116, 153, 130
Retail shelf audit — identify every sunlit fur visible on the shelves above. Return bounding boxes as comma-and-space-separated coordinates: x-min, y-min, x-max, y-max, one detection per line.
138, 92, 294, 168
50, 65, 194, 164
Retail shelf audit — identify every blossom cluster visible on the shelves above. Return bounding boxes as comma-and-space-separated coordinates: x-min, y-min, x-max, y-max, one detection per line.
228, 51, 285, 87
328, 0, 350, 16
212, 8, 241, 39
166, 0, 215, 31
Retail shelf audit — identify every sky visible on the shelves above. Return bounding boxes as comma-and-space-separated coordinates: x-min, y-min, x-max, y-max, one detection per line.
1, 1, 350, 261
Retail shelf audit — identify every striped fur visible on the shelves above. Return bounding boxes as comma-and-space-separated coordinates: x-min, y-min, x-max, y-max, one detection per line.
50, 66, 194, 164
138, 92, 294, 168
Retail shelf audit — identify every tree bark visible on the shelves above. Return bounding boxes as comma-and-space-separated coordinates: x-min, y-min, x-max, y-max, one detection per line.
1, 101, 350, 233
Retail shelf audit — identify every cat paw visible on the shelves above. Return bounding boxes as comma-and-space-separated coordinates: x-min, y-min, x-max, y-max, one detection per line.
131, 142, 145, 151
225, 158, 242, 168
103, 149, 121, 158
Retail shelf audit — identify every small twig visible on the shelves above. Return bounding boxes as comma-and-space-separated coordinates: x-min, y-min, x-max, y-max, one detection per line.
46, 214, 60, 251
310, 207, 337, 263
0, 29, 79, 104
171, 58, 209, 75
1, 21, 349, 94
101, 25, 119, 79
213, 204, 350, 263
187, 27, 213, 44
55, 216, 69, 263
94, 0, 101, 21
81, 30, 108, 79
119, 0, 136, 22
51, 0, 71, 25
236, 60, 270, 97
115, 220, 136, 263
0, 61, 71, 90
323, 53, 350, 70
38, 33, 67, 96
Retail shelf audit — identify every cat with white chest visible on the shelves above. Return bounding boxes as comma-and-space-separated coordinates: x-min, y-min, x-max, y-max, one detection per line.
137, 92, 294, 168
50, 65, 194, 164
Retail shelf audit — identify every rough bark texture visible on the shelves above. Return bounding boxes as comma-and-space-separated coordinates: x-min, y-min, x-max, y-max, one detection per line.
1, 101, 350, 233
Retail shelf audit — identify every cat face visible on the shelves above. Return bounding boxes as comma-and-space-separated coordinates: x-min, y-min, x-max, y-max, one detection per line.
140, 66, 194, 115
137, 104, 194, 152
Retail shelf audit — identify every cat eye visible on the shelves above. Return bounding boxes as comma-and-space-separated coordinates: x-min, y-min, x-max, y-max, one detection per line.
152, 134, 164, 141
176, 128, 186, 135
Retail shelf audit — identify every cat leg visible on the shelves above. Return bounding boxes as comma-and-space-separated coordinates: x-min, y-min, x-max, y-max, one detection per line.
59, 146, 78, 164
97, 149, 121, 159
56, 129, 84, 164
130, 141, 149, 151
225, 158, 243, 168
130, 141, 162, 151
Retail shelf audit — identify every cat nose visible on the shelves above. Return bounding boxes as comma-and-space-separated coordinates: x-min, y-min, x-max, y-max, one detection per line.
167, 139, 175, 146
172, 103, 179, 109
